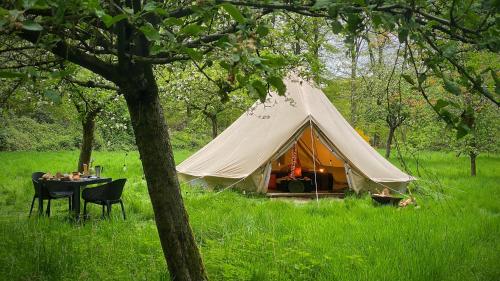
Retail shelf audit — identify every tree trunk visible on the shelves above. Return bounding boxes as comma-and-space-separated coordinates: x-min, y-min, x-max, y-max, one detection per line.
469, 135, 477, 176
349, 42, 358, 127
372, 132, 380, 148
210, 115, 218, 139
78, 115, 96, 172
385, 127, 395, 159
470, 152, 477, 176
123, 79, 208, 281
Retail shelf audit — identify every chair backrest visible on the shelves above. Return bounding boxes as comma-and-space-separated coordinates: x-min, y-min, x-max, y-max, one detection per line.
32, 172, 45, 182
103, 179, 126, 201
31, 172, 46, 196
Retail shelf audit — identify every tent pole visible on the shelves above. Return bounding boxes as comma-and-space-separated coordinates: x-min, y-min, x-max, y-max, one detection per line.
309, 120, 319, 203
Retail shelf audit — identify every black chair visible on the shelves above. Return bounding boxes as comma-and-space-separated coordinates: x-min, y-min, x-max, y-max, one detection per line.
82, 179, 126, 220
29, 172, 74, 217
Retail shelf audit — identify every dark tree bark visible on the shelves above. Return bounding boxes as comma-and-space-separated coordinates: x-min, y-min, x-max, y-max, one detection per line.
469, 135, 478, 177
120, 64, 208, 280
385, 111, 406, 159
78, 114, 96, 172
349, 38, 359, 127
371, 132, 381, 148
209, 115, 218, 139
114, 10, 208, 279
470, 151, 477, 176
385, 126, 396, 159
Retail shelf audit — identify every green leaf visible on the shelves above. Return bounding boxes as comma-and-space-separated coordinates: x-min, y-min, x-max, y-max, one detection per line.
327, 6, 339, 18
22, 20, 43, 31
22, 0, 38, 9
434, 99, 449, 111
248, 56, 262, 65
220, 61, 231, 70
456, 122, 470, 139
0, 71, 26, 79
221, 3, 246, 24
401, 74, 415, 85
268, 76, 286, 95
256, 24, 269, 37
139, 23, 160, 41
123, 7, 134, 14
312, 0, 331, 9
143, 2, 157, 12
183, 48, 202, 61
230, 53, 240, 63
102, 14, 127, 28
330, 20, 343, 34
150, 44, 166, 55
251, 79, 267, 100
372, 13, 382, 27
443, 79, 461, 96
442, 42, 458, 58
181, 24, 202, 36
163, 17, 183, 26
0, 7, 9, 16
398, 27, 408, 43
260, 54, 287, 68
346, 13, 362, 32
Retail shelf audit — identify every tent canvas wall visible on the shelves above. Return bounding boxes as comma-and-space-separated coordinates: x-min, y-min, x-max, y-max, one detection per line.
177, 76, 414, 193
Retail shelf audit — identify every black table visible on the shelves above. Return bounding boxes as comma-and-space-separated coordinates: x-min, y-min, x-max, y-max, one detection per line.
39, 177, 112, 218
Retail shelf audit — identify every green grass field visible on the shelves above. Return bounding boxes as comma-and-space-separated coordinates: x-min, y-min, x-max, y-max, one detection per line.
0, 150, 499, 281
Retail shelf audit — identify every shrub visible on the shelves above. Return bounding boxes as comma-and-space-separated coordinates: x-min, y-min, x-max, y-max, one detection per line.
0, 116, 81, 151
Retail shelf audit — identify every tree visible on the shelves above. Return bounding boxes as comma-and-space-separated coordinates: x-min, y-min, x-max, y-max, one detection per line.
160, 63, 251, 139
1, 1, 498, 280
1, 2, 285, 280
362, 34, 411, 158
445, 51, 500, 176
346, 34, 363, 126
64, 74, 119, 171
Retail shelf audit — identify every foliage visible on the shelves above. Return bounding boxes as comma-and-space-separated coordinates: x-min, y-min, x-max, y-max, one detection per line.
158, 63, 254, 138
0, 150, 499, 280
0, 115, 80, 151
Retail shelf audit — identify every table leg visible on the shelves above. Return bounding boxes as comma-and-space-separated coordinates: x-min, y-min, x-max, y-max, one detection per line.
38, 184, 44, 216
72, 185, 81, 218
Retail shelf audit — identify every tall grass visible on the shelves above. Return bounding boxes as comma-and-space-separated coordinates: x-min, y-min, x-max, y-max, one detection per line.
0, 150, 499, 280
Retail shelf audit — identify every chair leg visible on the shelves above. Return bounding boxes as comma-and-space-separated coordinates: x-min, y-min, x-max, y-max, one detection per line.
119, 200, 126, 220
106, 201, 111, 218
46, 199, 51, 217
83, 201, 88, 220
29, 196, 36, 217
68, 197, 72, 211
102, 204, 105, 218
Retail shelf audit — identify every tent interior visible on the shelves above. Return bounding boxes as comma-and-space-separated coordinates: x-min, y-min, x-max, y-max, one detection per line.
267, 127, 349, 194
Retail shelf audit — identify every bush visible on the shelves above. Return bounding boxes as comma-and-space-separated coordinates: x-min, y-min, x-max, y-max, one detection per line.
170, 130, 210, 150
0, 116, 81, 151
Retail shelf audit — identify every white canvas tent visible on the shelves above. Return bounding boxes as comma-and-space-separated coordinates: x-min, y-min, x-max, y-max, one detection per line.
177, 76, 414, 194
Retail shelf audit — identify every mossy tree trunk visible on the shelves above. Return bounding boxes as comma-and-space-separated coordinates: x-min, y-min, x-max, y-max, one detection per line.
122, 76, 208, 280
78, 113, 97, 172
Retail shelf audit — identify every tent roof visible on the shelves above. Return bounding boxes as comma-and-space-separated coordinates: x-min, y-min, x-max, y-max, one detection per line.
177, 76, 414, 183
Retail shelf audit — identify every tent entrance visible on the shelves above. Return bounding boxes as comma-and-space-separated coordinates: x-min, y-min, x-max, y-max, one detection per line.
266, 126, 349, 194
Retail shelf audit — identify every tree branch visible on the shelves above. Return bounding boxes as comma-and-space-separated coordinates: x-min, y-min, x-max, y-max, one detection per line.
64, 77, 118, 91
16, 30, 120, 84
422, 32, 499, 107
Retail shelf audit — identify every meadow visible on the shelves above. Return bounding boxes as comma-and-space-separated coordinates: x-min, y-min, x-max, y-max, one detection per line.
0, 150, 499, 281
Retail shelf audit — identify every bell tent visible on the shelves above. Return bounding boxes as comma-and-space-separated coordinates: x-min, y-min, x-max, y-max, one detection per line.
177, 76, 414, 194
